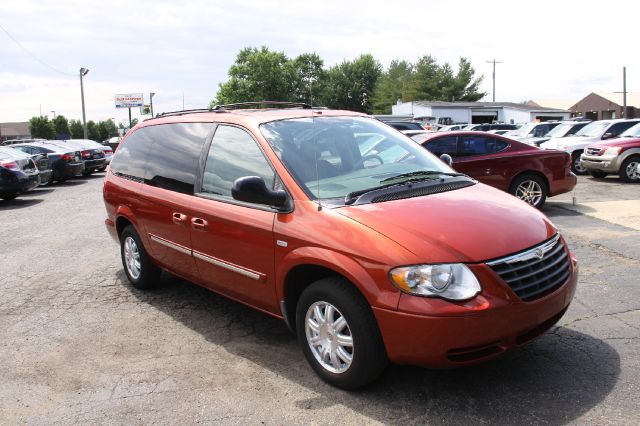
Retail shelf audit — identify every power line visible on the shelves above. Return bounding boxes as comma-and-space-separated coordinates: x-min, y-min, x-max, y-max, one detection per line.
0, 22, 74, 76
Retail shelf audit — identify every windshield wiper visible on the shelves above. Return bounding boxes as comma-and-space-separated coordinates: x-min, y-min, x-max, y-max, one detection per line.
380, 170, 465, 184
344, 171, 468, 205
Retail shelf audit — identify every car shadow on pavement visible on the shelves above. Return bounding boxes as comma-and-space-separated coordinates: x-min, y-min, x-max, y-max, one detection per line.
19, 188, 55, 197
0, 197, 44, 210
124, 270, 621, 424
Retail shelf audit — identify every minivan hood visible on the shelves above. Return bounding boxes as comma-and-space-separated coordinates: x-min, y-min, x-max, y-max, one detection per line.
337, 183, 556, 264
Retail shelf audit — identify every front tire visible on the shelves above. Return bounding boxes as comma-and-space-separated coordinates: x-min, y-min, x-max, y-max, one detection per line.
296, 277, 388, 389
510, 174, 548, 209
120, 225, 160, 289
571, 151, 587, 175
620, 156, 640, 183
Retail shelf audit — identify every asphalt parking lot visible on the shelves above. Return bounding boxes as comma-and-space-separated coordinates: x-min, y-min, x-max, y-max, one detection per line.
1, 174, 639, 425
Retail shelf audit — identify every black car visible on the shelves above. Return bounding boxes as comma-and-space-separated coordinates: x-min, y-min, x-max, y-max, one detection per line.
46, 140, 107, 175
12, 143, 84, 183
0, 147, 40, 200
385, 121, 426, 131
463, 123, 518, 131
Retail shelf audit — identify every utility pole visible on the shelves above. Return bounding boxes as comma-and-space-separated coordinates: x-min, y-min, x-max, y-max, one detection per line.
79, 67, 89, 138
182, 92, 185, 110
486, 59, 503, 102
615, 66, 628, 118
623, 66, 627, 118
150, 92, 155, 117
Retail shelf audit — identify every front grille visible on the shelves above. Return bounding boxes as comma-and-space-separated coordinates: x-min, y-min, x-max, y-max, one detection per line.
586, 147, 601, 156
487, 235, 571, 301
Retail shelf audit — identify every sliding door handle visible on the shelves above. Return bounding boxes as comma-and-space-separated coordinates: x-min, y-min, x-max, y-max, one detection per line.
191, 217, 208, 231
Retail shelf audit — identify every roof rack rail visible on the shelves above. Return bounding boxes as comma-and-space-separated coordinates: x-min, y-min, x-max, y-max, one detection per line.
149, 108, 221, 120
211, 101, 313, 111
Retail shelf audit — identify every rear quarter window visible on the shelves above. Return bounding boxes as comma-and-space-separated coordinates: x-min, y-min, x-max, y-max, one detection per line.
143, 123, 213, 194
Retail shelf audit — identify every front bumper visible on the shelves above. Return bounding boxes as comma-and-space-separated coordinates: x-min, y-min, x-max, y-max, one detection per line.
580, 154, 622, 173
373, 256, 578, 368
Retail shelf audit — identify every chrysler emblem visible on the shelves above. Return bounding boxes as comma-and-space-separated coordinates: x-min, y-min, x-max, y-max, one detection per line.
535, 248, 544, 259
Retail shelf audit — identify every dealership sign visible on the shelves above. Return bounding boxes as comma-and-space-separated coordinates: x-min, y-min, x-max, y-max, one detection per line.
115, 93, 144, 108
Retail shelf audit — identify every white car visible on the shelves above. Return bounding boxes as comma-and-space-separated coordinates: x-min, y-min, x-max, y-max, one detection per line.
510, 122, 561, 144
540, 119, 640, 174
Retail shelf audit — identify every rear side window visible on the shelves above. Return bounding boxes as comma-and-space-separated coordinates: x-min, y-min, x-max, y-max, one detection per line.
425, 136, 458, 156
607, 121, 639, 136
200, 125, 275, 199
110, 129, 152, 181
458, 136, 508, 157
143, 123, 212, 194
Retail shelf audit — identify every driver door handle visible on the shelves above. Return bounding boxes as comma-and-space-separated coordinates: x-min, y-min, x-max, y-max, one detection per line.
191, 217, 208, 231
172, 212, 188, 225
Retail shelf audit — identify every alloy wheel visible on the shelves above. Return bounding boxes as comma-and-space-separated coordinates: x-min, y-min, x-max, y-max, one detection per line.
516, 180, 543, 206
626, 161, 639, 181
305, 301, 354, 374
574, 156, 586, 173
123, 236, 142, 280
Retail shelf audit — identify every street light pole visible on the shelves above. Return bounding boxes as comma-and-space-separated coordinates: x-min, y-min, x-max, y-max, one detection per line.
79, 67, 90, 138
150, 92, 155, 117
51, 110, 56, 119
486, 59, 503, 102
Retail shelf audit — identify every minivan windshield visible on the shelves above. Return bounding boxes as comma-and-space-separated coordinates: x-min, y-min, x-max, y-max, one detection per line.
575, 121, 609, 137
620, 122, 640, 138
260, 116, 457, 203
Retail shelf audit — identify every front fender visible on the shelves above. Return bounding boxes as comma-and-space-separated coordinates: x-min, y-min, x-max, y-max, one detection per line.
275, 246, 400, 311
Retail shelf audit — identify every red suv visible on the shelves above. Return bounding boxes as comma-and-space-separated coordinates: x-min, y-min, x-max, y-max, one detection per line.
103, 102, 578, 389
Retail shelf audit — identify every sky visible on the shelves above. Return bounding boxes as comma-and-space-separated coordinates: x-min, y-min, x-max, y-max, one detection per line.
0, 0, 637, 125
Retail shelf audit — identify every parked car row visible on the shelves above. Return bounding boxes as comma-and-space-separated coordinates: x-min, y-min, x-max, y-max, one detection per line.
387, 116, 640, 183
0, 138, 111, 201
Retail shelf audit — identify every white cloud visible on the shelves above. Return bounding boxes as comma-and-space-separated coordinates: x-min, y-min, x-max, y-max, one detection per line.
1, 0, 638, 122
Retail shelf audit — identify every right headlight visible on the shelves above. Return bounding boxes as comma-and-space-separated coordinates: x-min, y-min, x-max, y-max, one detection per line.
389, 263, 481, 301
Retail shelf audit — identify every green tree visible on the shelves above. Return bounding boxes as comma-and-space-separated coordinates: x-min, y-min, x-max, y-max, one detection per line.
52, 115, 70, 138
288, 53, 326, 105
96, 120, 118, 141
410, 54, 442, 101
450, 57, 485, 102
28, 116, 55, 139
321, 54, 382, 113
372, 60, 415, 114
86, 120, 100, 141
213, 46, 293, 105
69, 119, 84, 138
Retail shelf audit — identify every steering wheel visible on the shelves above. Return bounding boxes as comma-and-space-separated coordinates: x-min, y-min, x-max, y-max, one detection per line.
355, 154, 384, 169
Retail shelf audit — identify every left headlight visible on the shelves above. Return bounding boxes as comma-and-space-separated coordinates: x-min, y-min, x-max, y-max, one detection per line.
389, 263, 481, 301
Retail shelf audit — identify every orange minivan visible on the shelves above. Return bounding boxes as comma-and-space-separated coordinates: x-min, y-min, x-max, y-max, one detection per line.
103, 102, 578, 389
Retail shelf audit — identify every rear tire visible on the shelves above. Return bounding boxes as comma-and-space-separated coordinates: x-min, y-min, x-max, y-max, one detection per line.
509, 174, 548, 209
296, 276, 388, 389
120, 225, 160, 289
620, 156, 640, 183
571, 151, 587, 175
588, 170, 608, 179
0, 194, 17, 201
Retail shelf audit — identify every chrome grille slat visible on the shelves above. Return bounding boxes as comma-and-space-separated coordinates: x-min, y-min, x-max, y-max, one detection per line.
488, 235, 571, 301
501, 250, 567, 284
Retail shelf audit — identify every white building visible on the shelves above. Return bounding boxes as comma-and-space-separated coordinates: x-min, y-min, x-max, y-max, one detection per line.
392, 101, 571, 125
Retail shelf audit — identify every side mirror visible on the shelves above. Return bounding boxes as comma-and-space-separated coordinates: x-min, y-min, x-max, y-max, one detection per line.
439, 154, 453, 167
601, 132, 615, 140
232, 176, 288, 209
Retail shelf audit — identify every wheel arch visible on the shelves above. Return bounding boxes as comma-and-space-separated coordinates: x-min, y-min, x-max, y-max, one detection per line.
509, 170, 550, 194
277, 247, 399, 332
